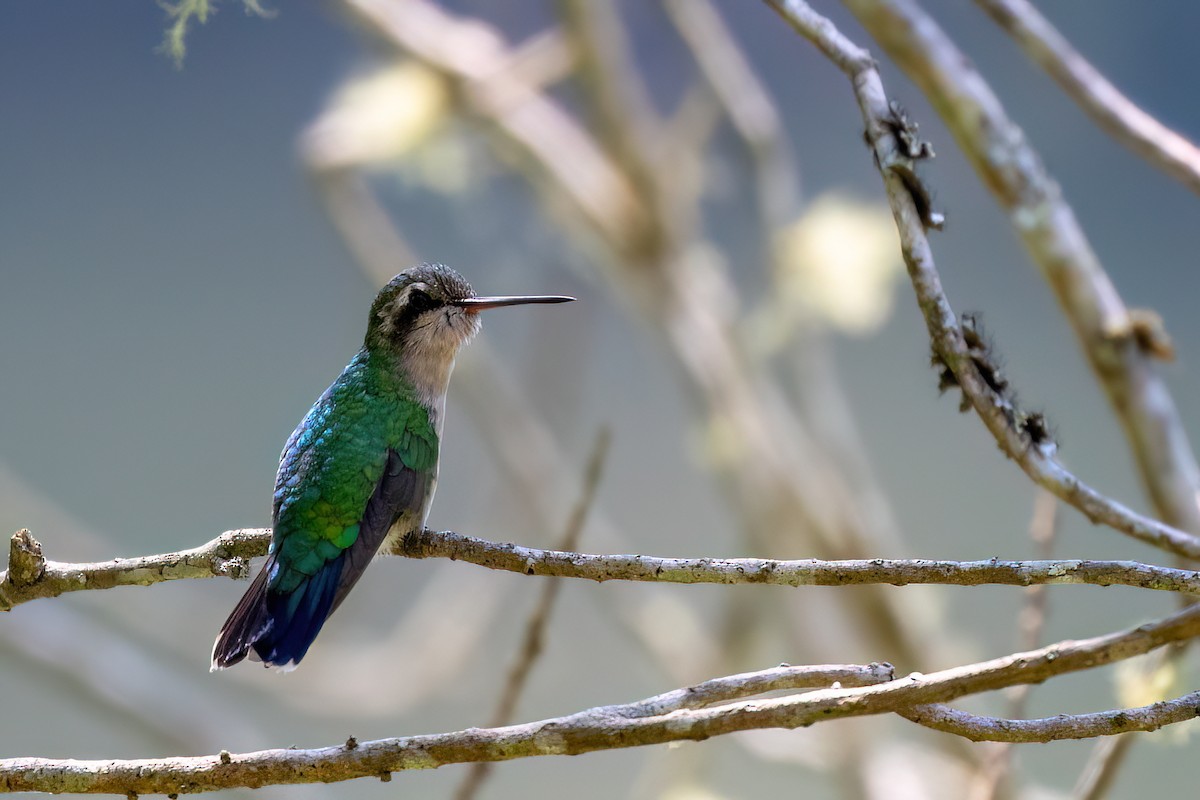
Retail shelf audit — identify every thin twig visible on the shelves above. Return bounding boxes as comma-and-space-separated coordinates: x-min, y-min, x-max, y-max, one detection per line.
1073, 735, 1134, 800
454, 428, 610, 800
970, 489, 1059, 800
976, 0, 1200, 198
6, 603, 1200, 794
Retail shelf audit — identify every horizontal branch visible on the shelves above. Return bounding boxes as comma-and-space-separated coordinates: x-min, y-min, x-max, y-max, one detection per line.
6, 603, 1200, 794
402, 529, 1200, 592
0, 528, 268, 611
8, 528, 1200, 613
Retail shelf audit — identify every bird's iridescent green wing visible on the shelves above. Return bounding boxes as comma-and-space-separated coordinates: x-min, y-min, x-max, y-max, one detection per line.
331, 399, 439, 610
270, 362, 438, 598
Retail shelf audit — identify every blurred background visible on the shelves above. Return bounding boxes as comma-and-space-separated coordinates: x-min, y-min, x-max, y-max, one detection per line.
3, 1, 1200, 797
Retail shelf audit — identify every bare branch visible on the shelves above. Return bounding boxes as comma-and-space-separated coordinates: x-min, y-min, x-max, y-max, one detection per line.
3, 663, 896, 794
977, 0, 1200, 198
837, 0, 1200, 537
761, 0, 1200, 561
12, 526, 1200, 613
0, 528, 266, 611
404, 530, 1200, 594
7, 602, 1200, 794
820, 10, 1200, 795
757, 10, 1200, 789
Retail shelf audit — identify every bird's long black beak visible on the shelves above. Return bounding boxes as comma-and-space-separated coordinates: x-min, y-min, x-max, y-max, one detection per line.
454, 295, 575, 312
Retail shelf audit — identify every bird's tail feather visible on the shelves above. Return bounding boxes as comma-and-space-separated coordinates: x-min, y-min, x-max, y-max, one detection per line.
211, 553, 346, 671
210, 555, 274, 671
255, 557, 344, 669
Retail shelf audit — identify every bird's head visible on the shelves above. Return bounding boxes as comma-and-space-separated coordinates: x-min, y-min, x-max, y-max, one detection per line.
365, 264, 573, 392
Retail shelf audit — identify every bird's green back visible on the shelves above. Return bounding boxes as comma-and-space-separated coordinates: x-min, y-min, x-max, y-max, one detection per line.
269, 347, 438, 594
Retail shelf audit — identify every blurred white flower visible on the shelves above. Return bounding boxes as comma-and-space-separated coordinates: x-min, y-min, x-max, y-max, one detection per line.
302, 61, 450, 173
750, 193, 902, 351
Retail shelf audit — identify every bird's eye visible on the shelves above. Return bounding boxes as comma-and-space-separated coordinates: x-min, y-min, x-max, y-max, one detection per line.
409, 289, 436, 313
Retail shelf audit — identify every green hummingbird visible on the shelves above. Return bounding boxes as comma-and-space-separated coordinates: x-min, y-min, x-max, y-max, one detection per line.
211, 264, 573, 670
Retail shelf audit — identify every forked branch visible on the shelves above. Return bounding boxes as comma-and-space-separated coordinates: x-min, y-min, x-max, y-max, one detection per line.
5, 603, 1200, 793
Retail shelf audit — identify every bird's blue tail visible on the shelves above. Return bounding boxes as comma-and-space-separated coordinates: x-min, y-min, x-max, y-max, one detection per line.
211, 554, 345, 671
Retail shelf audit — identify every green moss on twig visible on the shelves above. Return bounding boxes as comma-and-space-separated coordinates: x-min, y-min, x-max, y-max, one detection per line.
158, 0, 273, 67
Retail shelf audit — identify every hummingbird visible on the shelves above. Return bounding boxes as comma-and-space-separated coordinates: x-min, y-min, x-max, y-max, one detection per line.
211, 263, 573, 670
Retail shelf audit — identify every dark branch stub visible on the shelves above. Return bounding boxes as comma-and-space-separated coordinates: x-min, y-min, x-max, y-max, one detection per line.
930, 314, 1057, 455
2, 529, 47, 611
1019, 412, 1054, 449
961, 314, 1009, 399
1126, 308, 1175, 361
878, 102, 944, 230
884, 101, 934, 160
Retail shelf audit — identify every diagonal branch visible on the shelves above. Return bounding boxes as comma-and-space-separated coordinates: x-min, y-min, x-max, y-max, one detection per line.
761, 0, 1200, 561
337, 0, 646, 254
6, 603, 1200, 794
976, 0, 1200, 198
838, 0, 1200, 539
